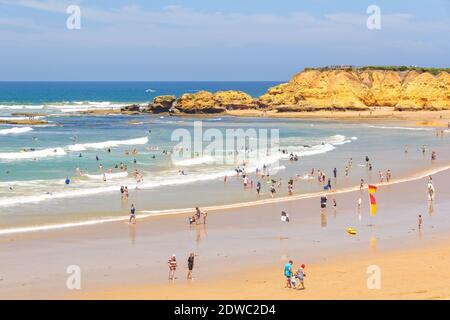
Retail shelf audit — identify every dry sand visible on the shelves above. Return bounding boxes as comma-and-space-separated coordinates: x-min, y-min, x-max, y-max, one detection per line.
81, 243, 450, 300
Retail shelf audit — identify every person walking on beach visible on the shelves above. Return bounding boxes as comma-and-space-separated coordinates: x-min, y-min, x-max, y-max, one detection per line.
129, 204, 136, 224
295, 264, 306, 290
187, 252, 196, 280
386, 169, 392, 182
333, 167, 337, 180
379, 171, 384, 183
270, 184, 276, 198
256, 181, 261, 195
427, 180, 435, 201
431, 151, 437, 161
418, 214, 423, 230
195, 207, 202, 225
168, 254, 177, 281
320, 195, 327, 210
284, 260, 293, 288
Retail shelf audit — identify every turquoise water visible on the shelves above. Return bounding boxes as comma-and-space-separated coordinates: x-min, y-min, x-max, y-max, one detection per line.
0, 82, 449, 233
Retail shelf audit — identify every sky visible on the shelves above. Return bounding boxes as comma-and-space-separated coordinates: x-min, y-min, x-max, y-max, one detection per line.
0, 0, 449, 81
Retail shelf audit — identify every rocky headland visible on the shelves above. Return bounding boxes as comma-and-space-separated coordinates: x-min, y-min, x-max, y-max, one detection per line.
117, 66, 450, 115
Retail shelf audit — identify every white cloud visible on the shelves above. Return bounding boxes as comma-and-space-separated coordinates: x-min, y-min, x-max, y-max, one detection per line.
0, 1, 449, 56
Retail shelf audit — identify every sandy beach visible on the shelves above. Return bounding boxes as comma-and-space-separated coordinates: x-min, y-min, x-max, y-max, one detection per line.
1, 162, 449, 300
82, 243, 450, 300
226, 108, 450, 125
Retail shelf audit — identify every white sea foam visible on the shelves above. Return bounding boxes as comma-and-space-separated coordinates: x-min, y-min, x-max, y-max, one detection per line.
0, 102, 129, 113
173, 155, 216, 166
0, 147, 66, 160
0, 116, 44, 120
67, 136, 149, 151
0, 127, 33, 135
0, 136, 149, 161
0, 105, 45, 110
85, 172, 129, 180
367, 125, 434, 131
0, 134, 351, 207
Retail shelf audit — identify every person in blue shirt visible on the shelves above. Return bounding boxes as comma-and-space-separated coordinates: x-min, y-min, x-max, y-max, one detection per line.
284, 260, 293, 288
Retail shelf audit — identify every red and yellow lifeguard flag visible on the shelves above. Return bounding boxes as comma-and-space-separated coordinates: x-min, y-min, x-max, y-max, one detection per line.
368, 185, 377, 216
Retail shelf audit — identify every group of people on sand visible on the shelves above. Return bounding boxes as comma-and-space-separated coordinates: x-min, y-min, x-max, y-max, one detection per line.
168, 252, 197, 281
378, 169, 392, 183
120, 185, 129, 199
189, 207, 208, 225
284, 260, 306, 290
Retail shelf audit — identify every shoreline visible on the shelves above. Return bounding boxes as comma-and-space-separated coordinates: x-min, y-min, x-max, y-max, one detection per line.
4, 107, 450, 126
1, 161, 449, 237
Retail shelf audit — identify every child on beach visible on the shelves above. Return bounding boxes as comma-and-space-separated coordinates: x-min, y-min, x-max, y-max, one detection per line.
295, 264, 306, 290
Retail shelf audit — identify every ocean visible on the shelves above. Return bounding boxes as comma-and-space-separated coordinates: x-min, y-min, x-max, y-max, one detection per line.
0, 82, 449, 234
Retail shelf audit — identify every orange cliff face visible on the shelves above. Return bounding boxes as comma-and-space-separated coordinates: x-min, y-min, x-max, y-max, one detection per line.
124, 69, 450, 115
259, 69, 450, 111
174, 90, 257, 114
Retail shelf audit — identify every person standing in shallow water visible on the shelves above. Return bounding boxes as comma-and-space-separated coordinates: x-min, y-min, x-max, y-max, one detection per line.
256, 181, 261, 195
129, 204, 136, 224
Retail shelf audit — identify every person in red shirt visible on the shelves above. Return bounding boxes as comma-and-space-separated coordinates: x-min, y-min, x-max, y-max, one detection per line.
168, 254, 177, 281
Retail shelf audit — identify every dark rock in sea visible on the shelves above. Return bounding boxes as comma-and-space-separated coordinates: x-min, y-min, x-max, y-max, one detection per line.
147, 95, 176, 113
121, 104, 141, 112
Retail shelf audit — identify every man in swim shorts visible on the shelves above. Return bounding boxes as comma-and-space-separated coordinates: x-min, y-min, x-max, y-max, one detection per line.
284, 260, 293, 288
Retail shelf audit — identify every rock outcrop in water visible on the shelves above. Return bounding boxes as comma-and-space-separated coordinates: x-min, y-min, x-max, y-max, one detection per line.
147, 95, 177, 113
118, 67, 450, 115
259, 68, 450, 111
147, 90, 257, 114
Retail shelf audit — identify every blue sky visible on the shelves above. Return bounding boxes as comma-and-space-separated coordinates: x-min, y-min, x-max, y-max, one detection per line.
0, 0, 449, 81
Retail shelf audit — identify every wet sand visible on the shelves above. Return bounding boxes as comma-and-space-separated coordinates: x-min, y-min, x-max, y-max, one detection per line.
0, 165, 449, 299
